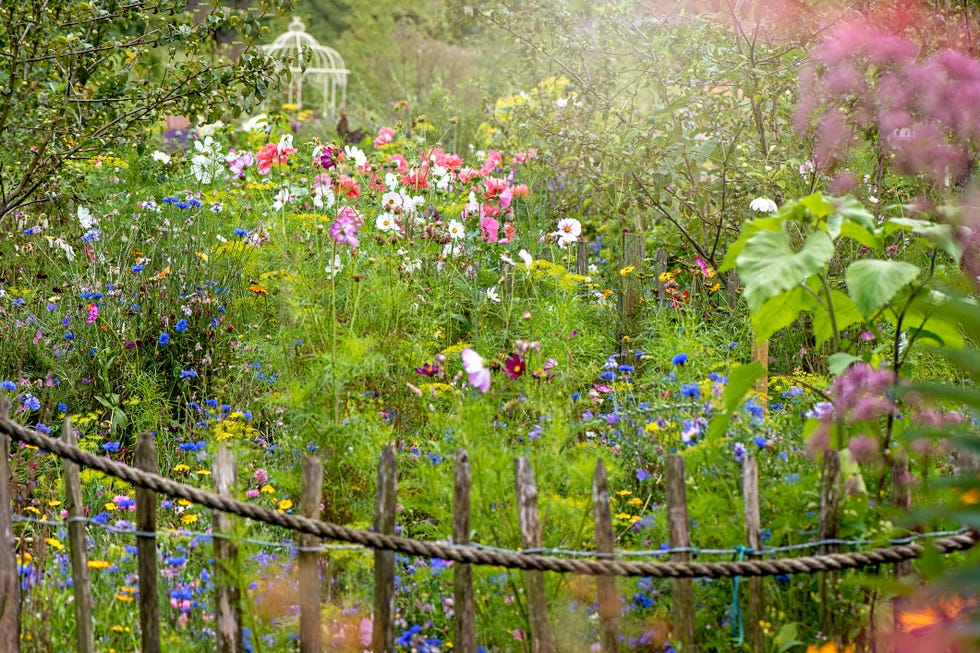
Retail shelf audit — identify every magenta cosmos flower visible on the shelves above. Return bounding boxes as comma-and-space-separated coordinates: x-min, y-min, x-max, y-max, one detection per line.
461, 348, 490, 392
330, 208, 362, 248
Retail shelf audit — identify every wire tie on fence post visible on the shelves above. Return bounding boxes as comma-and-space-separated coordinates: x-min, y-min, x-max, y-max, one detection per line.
730, 545, 750, 646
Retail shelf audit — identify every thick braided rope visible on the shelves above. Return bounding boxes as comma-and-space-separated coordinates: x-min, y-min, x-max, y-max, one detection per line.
1, 418, 975, 579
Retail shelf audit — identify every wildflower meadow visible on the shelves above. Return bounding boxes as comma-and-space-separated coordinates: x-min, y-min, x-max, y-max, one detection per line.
0, 1, 979, 652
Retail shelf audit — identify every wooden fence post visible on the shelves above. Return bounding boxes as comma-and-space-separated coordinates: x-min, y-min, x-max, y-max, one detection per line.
0, 399, 19, 653
665, 455, 696, 651
751, 338, 769, 409
373, 446, 397, 653
653, 247, 668, 300
299, 456, 324, 653
742, 455, 764, 653
618, 232, 646, 347
515, 457, 552, 653
454, 449, 476, 653
214, 442, 241, 653
135, 431, 160, 653
592, 459, 618, 653
818, 449, 841, 639
63, 417, 94, 653
576, 241, 589, 277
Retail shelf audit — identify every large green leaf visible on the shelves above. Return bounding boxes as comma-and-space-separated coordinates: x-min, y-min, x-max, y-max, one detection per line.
827, 352, 861, 376
812, 289, 865, 347
884, 217, 962, 262
751, 286, 815, 342
892, 290, 966, 349
736, 229, 835, 311
800, 193, 834, 219
845, 259, 919, 319
719, 216, 786, 273
707, 361, 764, 440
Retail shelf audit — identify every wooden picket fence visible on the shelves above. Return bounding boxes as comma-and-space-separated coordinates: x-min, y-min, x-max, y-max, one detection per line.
0, 404, 910, 653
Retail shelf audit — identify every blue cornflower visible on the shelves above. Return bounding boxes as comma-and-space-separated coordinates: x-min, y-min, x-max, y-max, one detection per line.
81, 229, 102, 242
20, 394, 41, 411
1, 380, 16, 391
205, 398, 218, 407
131, 264, 145, 273
234, 228, 248, 237
180, 369, 198, 379
35, 423, 50, 434
671, 352, 688, 366
617, 364, 635, 374
633, 593, 654, 608
102, 441, 121, 452
734, 442, 746, 463
165, 556, 187, 567
57, 402, 68, 413
158, 332, 170, 346
598, 370, 617, 382
175, 319, 189, 333
754, 435, 768, 449
679, 383, 700, 400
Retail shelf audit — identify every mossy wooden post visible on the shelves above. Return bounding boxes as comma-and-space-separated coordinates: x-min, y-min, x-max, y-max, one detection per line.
454, 449, 476, 653
576, 241, 589, 276
742, 455, 764, 653
214, 442, 242, 653
0, 399, 19, 653
653, 247, 668, 300
818, 449, 841, 639
618, 232, 645, 348
592, 459, 618, 653
373, 446, 397, 653
63, 417, 94, 653
135, 431, 160, 653
299, 456, 324, 653
665, 455, 696, 650
515, 457, 552, 653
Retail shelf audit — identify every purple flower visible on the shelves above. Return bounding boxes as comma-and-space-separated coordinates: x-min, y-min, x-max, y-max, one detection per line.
636, 468, 651, 482
734, 442, 747, 463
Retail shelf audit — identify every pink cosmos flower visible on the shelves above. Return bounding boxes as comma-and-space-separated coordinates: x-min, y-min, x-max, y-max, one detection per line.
330, 210, 361, 248
481, 150, 502, 175
226, 151, 255, 178
387, 153, 409, 173
481, 216, 500, 243
461, 348, 490, 392
373, 127, 395, 148
86, 303, 98, 324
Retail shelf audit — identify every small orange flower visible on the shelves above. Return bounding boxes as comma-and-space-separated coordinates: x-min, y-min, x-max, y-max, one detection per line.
248, 284, 269, 296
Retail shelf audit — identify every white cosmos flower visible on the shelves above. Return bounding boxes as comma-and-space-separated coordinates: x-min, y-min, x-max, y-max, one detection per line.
241, 113, 270, 133
518, 249, 533, 268
749, 197, 778, 213
271, 188, 292, 211
77, 206, 97, 229
313, 184, 335, 210
381, 190, 403, 212
447, 219, 465, 240
325, 254, 343, 279
375, 212, 399, 233
432, 164, 452, 191
486, 287, 500, 304
344, 145, 367, 168
385, 173, 400, 190
151, 151, 171, 165
554, 217, 582, 248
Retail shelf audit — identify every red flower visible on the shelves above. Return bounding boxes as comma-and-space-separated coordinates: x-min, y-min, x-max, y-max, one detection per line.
503, 353, 526, 380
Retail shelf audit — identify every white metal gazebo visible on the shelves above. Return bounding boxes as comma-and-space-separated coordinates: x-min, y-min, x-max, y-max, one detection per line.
262, 17, 349, 120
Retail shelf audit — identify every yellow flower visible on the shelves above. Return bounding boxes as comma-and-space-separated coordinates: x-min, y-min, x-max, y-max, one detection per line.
260, 484, 276, 494
615, 512, 633, 520
806, 644, 855, 653
615, 490, 631, 496
172, 464, 190, 473
24, 506, 40, 515
628, 497, 642, 507
278, 499, 293, 511
658, 271, 674, 283
181, 514, 199, 525
177, 499, 192, 507
87, 560, 111, 570
45, 538, 64, 551
195, 469, 211, 476
281, 103, 299, 111
960, 488, 980, 505
105, 502, 117, 511
248, 283, 269, 296
619, 265, 635, 277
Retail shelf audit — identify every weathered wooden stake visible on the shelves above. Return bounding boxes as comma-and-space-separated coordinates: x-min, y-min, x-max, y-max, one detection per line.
299, 456, 324, 653
135, 431, 160, 653
653, 247, 668, 300
742, 456, 764, 653
618, 233, 646, 340
576, 241, 589, 277
454, 449, 476, 653
818, 449, 841, 639
0, 399, 19, 653
665, 455, 696, 650
63, 417, 94, 653
592, 459, 618, 653
214, 442, 242, 653
515, 457, 552, 653
373, 446, 397, 653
